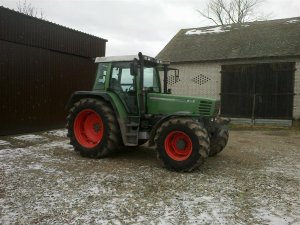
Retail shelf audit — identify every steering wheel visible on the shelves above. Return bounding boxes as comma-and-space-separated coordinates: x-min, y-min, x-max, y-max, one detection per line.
128, 84, 134, 91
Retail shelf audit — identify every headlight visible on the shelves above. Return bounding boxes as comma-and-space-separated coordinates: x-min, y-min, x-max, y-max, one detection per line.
214, 101, 221, 116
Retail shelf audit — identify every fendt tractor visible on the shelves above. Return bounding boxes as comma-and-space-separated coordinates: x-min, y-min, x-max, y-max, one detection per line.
66, 52, 229, 172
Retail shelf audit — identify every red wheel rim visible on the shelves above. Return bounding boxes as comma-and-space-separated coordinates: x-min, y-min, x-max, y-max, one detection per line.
164, 131, 193, 161
74, 109, 104, 148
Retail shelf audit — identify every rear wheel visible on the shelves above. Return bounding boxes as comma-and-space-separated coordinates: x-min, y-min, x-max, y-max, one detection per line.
155, 118, 210, 172
67, 98, 121, 158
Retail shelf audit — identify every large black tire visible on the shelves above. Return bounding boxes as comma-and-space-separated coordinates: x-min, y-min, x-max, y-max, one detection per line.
66, 98, 121, 158
209, 127, 229, 157
154, 118, 210, 172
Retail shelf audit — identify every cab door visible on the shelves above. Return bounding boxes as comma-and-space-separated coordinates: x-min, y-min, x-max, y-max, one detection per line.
109, 62, 138, 114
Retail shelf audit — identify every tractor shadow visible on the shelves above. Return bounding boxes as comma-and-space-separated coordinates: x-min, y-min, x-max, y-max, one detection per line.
108, 145, 261, 174
109, 146, 160, 168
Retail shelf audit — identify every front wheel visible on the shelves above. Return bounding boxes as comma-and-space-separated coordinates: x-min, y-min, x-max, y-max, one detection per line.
155, 118, 210, 172
66, 98, 121, 158
209, 125, 229, 157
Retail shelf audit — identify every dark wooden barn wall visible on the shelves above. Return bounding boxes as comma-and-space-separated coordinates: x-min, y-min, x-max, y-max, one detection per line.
221, 62, 295, 120
0, 40, 97, 135
0, 7, 106, 136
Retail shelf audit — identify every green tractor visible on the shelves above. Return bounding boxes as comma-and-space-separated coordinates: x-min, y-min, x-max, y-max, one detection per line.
66, 52, 229, 172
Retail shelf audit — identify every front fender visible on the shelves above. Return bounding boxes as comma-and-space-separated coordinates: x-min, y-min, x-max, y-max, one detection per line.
148, 114, 203, 147
204, 117, 230, 137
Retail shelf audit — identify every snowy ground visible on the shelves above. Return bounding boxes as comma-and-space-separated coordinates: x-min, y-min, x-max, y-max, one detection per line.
0, 129, 299, 224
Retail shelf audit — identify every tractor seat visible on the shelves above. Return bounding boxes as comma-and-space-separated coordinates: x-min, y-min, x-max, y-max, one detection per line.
111, 78, 123, 92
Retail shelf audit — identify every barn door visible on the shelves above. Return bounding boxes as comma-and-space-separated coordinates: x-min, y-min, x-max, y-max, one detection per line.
221, 62, 295, 120
254, 63, 294, 119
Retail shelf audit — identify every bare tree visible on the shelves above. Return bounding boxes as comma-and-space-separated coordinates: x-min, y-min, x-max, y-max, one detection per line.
16, 0, 44, 19
198, 0, 265, 25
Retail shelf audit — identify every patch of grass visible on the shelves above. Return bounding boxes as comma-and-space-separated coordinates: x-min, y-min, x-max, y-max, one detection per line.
292, 120, 300, 130
229, 124, 289, 131
229, 121, 300, 131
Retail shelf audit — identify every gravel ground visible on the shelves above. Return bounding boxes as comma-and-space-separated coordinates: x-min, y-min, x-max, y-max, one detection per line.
0, 129, 299, 225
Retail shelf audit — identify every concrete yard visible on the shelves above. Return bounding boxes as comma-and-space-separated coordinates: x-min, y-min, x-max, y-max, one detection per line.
0, 129, 299, 224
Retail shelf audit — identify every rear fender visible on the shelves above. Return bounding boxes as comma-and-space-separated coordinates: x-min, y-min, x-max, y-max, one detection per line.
66, 91, 112, 110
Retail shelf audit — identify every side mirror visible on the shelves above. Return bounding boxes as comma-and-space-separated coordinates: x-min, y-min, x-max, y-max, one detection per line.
167, 67, 180, 82
130, 59, 138, 76
175, 69, 179, 82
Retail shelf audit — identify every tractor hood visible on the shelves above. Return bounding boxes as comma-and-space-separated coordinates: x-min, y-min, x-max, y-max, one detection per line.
147, 93, 220, 117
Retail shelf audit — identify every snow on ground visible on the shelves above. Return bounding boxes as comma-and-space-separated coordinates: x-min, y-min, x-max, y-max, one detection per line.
45, 129, 68, 138
13, 134, 46, 142
0, 129, 300, 224
0, 140, 10, 146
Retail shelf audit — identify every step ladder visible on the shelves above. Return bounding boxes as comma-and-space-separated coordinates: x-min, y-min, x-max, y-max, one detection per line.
124, 116, 140, 146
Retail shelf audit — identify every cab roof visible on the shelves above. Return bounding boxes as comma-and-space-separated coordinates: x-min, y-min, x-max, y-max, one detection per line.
95, 55, 138, 63
95, 54, 169, 64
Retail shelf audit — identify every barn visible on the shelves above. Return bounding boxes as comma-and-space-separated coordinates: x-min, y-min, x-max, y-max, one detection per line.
0, 7, 107, 135
157, 17, 300, 126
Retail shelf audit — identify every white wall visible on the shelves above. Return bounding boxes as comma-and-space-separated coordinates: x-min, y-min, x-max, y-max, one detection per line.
164, 62, 221, 99
164, 59, 300, 120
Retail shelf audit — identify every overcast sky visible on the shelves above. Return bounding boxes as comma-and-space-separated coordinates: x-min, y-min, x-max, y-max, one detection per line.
1, 0, 300, 56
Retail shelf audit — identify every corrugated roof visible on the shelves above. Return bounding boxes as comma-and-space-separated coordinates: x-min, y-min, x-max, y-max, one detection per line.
0, 6, 107, 41
156, 17, 300, 63
0, 6, 107, 58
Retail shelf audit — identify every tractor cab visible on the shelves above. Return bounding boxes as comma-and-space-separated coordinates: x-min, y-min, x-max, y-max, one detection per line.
93, 53, 171, 115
